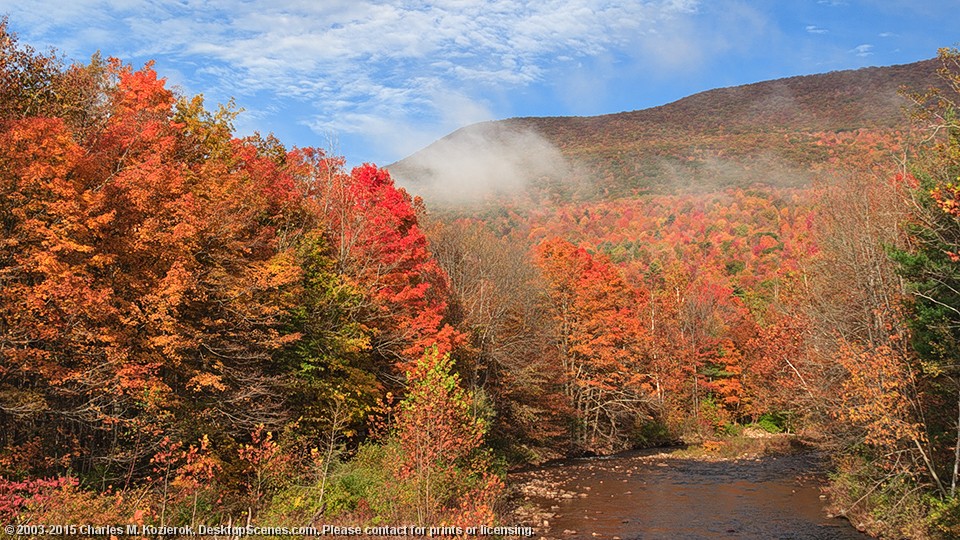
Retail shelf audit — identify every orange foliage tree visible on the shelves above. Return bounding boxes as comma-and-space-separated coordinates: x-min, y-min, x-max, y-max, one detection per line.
535, 237, 655, 451
0, 22, 473, 528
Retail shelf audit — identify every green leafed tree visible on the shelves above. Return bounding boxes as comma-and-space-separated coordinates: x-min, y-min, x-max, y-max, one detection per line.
886, 47, 960, 535
391, 348, 500, 527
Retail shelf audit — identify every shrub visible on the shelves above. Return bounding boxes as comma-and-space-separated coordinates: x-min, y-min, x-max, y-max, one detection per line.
756, 412, 787, 434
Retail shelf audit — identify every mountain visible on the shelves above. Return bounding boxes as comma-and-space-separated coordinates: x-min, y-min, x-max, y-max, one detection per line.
390, 59, 945, 201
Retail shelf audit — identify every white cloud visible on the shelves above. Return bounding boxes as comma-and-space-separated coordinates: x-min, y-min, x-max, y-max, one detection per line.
851, 43, 873, 57
10, 1, 796, 162
805, 25, 828, 34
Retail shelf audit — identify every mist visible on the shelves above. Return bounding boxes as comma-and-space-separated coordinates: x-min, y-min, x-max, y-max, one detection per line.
388, 123, 571, 205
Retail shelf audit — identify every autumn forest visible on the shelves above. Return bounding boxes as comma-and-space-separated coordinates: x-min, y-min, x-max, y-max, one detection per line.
3, 19, 960, 539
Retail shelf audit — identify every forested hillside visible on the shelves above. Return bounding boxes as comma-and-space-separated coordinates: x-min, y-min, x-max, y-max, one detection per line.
396, 54, 960, 538
3, 16, 960, 538
392, 58, 946, 198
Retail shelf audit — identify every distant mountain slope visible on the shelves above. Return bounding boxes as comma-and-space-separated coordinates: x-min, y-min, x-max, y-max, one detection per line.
390, 59, 945, 201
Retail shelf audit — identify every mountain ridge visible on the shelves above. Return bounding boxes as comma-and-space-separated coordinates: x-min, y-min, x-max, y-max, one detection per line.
390, 58, 945, 200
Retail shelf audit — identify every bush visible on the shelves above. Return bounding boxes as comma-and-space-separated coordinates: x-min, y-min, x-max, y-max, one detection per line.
0, 476, 143, 530
756, 412, 787, 434
633, 420, 674, 447
927, 495, 960, 538
828, 454, 934, 539
271, 351, 505, 527
323, 442, 400, 522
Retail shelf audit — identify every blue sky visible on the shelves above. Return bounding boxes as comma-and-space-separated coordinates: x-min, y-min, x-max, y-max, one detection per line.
4, 1, 958, 166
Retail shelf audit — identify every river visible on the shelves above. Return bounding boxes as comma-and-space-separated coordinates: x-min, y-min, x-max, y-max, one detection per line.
508, 443, 870, 539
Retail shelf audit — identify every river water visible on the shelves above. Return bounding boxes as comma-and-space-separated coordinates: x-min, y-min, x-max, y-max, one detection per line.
509, 447, 870, 540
